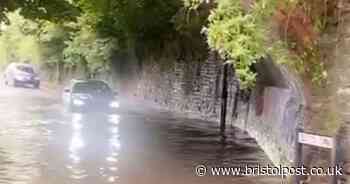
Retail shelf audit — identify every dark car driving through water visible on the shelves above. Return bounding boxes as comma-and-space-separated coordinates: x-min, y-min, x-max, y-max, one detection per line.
62, 79, 119, 113
3, 63, 40, 88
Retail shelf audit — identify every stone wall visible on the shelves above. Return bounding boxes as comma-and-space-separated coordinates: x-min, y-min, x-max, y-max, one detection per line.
132, 53, 306, 166
136, 54, 223, 122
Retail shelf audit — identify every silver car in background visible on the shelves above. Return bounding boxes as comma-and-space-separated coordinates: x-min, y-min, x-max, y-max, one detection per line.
3, 63, 40, 88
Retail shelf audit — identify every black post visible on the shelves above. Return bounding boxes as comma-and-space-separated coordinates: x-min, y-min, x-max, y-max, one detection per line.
232, 82, 240, 120
295, 127, 303, 184
334, 121, 350, 184
331, 134, 339, 184
220, 64, 229, 141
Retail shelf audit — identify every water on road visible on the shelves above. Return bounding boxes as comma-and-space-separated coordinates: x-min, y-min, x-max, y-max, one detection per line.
0, 86, 282, 184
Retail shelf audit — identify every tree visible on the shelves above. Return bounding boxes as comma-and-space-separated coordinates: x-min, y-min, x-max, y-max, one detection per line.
72, 0, 181, 47
0, 0, 79, 23
63, 15, 118, 75
36, 21, 74, 81
0, 12, 41, 67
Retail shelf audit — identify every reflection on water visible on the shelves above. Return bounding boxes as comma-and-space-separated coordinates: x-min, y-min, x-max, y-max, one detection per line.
57, 112, 122, 184
69, 113, 85, 166
0, 99, 280, 184
0, 119, 45, 184
106, 114, 120, 183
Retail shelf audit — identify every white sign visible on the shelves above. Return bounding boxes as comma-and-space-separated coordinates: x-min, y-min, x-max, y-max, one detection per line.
298, 132, 333, 149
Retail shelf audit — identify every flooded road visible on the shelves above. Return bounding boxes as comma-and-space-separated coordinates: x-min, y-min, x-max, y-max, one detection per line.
0, 85, 282, 184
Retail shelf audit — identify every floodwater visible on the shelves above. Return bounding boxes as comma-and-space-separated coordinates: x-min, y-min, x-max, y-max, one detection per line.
0, 86, 282, 184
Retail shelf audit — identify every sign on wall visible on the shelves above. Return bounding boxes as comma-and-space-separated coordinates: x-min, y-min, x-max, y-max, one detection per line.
298, 132, 333, 149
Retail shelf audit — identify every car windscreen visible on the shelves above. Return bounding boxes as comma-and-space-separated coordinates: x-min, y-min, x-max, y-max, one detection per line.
16, 65, 34, 74
73, 82, 112, 95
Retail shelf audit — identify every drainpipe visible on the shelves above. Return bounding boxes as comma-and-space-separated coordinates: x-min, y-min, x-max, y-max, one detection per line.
220, 64, 229, 142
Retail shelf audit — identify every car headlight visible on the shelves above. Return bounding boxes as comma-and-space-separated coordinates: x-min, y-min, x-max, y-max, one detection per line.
73, 99, 85, 106
79, 95, 89, 100
73, 94, 90, 100
15, 75, 27, 81
109, 101, 119, 108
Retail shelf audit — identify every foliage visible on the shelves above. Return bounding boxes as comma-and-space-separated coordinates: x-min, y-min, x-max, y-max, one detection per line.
58, 0, 184, 73
0, 0, 184, 75
0, 0, 79, 23
270, 41, 327, 85
0, 11, 77, 70
63, 15, 118, 73
207, 0, 277, 88
206, 0, 330, 88
72, 0, 181, 47
275, 0, 330, 85
183, 0, 206, 10
0, 12, 41, 68
0, 0, 332, 87
174, 0, 209, 37
36, 22, 72, 66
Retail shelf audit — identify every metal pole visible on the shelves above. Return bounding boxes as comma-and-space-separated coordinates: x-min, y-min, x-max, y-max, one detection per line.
331, 134, 339, 184
232, 82, 240, 120
335, 121, 350, 184
295, 127, 303, 184
220, 64, 229, 141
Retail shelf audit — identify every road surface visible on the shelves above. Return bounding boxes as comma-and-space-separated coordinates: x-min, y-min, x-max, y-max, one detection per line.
0, 84, 282, 184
